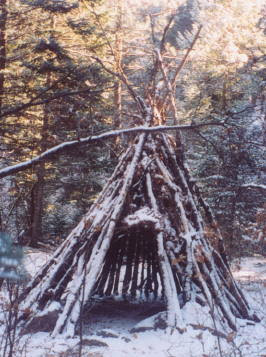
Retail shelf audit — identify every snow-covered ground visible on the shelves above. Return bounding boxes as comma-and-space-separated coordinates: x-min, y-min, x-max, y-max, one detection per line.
0, 250, 265, 357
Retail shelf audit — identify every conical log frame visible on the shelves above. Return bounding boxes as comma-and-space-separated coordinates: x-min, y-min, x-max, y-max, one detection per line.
18, 133, 259, 337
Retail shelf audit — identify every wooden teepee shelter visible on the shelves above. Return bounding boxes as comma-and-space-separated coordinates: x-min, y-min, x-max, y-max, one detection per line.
18, 22, 259, 337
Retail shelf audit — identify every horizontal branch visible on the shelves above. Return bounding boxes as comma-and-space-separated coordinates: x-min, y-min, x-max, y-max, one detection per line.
0, 87, 111, 119
0, 121, 224, 179
241, 183, 266, 190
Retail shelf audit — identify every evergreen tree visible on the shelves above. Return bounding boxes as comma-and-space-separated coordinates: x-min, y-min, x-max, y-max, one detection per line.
181, 0, 266, 256
0, 0, 112, 246
0, 0, 264, 255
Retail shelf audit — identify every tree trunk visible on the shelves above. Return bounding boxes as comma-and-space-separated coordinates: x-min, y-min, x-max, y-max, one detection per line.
111, 0, 124, 152
28, 66, 52, 246
29, 164, 45, 247
0, 0, 7, 115
113, 0, 123, 129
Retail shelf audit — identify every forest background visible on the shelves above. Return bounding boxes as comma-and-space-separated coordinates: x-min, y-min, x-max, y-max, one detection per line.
0, 0, 265, 258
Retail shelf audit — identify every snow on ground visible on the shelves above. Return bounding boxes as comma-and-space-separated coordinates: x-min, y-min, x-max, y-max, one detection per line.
23, 247, 52, 277
231, 255, 266, 281
0, 252, 266, 357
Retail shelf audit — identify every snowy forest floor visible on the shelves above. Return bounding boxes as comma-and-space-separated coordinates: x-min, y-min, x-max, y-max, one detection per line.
0, 250, 266, 357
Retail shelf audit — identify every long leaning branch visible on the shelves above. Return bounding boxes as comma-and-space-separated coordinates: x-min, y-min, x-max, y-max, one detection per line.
0, 122, 224, 179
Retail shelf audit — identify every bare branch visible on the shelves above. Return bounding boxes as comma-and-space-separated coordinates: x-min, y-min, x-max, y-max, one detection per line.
160, 25, 203, 118
194, 129, 224, 159
155, 48, 178, 124
159, 12, 176, 53
241, 183, 266, 190
83, 0, 116, 58
0, 121, 225, 179
146, 11, 176, 101
149, 14, 157, 46
92, 56, 145, 115
171, 25, 202, 88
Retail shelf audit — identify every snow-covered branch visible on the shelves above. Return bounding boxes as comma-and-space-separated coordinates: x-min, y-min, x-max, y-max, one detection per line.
0, 122, 224, 179
241, 183, 266, 190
